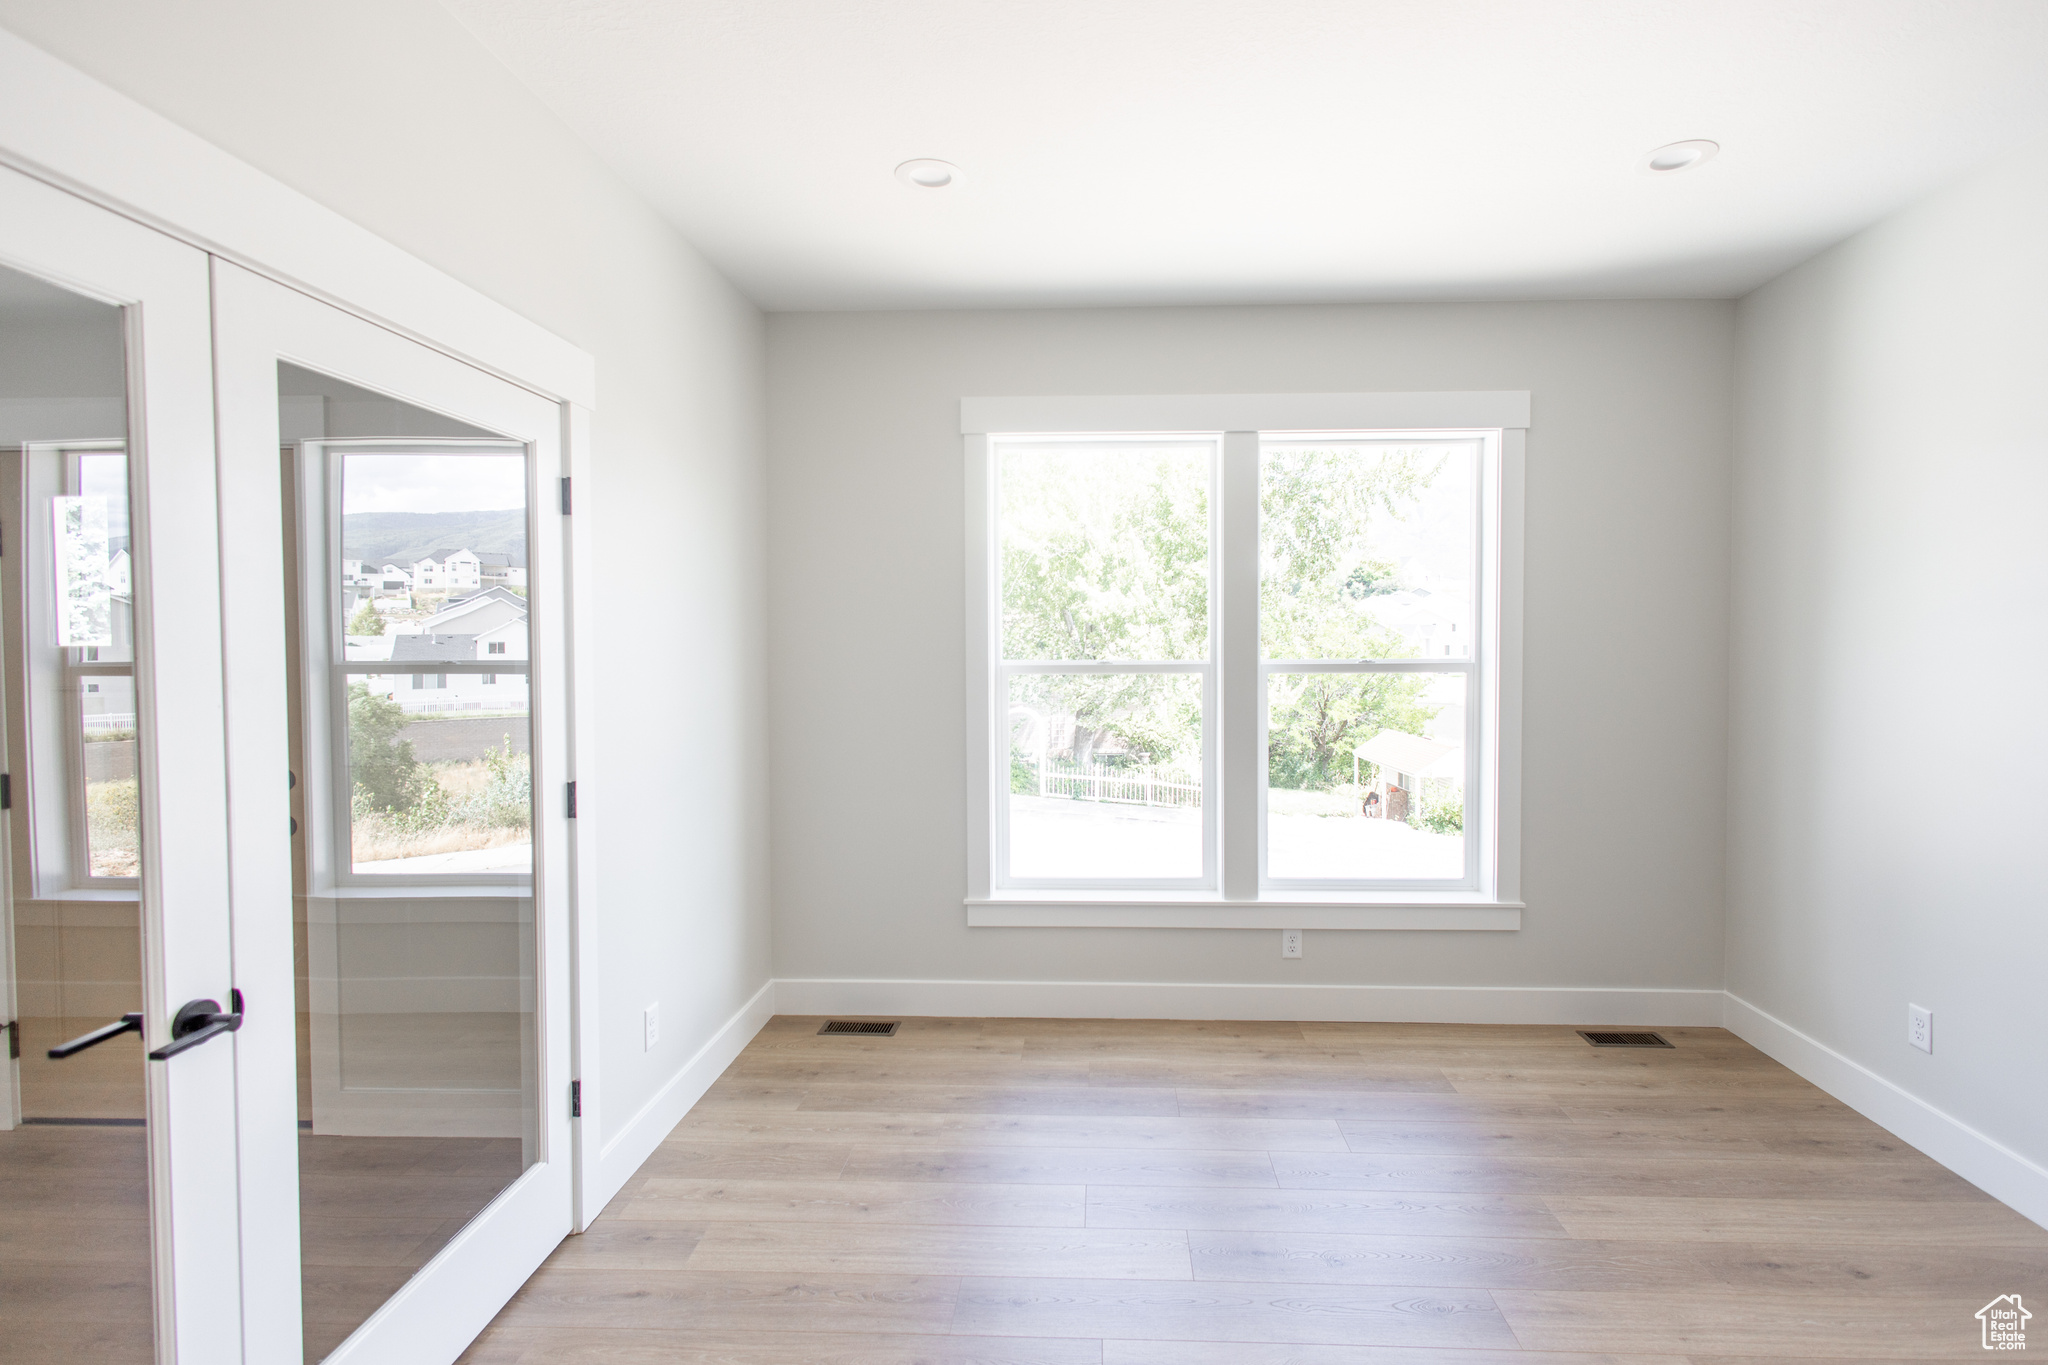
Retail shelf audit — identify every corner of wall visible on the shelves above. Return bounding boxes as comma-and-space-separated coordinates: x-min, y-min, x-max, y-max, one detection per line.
578, 978, 775, 1229
1722, 992, 2048, 1230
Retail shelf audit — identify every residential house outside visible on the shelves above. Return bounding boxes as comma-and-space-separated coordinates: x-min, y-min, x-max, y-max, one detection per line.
346, 586, 530, 715
411, 549, 482, 595
474, 551, 527, 589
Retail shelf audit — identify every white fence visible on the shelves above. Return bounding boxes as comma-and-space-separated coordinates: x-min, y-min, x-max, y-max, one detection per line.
1041, 762, 1202, 809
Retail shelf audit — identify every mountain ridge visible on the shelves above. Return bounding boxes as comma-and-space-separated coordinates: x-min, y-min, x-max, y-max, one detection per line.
342, 509, 527, 567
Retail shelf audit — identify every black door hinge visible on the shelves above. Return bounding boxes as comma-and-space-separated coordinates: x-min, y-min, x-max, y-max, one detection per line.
570, 1079, 582, 1118
2, 773, 10, 810
559, 476, 572, 515
4, 1020, 17, 1061
566, 781, 577, 819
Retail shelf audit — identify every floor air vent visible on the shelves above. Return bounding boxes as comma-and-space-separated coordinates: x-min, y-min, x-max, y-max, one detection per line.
818, 1020, 900, 1036
1577, 1030, 1673, 1048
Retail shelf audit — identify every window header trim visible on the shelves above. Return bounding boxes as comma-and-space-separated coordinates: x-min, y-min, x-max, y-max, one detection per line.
961, 391, 1530, 435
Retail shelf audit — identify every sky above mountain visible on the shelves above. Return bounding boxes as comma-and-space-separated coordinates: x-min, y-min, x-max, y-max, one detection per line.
342, 509, 527, 567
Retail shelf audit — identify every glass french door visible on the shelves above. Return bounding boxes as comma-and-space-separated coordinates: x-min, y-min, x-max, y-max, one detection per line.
211, 262, 575, 1364
1, 162, 573, 1363
0, 167, 242, 1359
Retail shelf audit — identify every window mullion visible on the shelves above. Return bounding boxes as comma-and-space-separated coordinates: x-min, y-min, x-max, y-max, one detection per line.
995, 659, 1205, 674
1262, 658, 1478, 674
1220, 430, 1260, 901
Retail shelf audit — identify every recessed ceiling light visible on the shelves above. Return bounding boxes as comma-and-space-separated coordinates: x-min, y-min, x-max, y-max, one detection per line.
895, 158, 958, 189
1644, 140, 1719, 173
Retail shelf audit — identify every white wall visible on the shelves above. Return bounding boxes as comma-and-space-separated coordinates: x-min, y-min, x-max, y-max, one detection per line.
0, 276, 125, 442
768, 301, 1733, 1002
0, 2, 770, 1159
1730, 141, 2048, 1197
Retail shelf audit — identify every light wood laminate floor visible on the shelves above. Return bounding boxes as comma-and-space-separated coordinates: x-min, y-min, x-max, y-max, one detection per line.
300, 1134, 525, 1360
0, 1122, 522, 1364
459, 1017, 2047, 1363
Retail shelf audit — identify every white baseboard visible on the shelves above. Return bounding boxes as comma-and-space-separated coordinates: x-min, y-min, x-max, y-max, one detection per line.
1723, 992, 2048, 1231
773, 977, 1726, 1025
578, 978, 774, 1230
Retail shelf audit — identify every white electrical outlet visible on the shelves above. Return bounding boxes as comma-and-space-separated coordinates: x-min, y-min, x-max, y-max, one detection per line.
1907, 1003, 1932, 1054
644, 1003, 660, 1051
1281, 929, 1303, 959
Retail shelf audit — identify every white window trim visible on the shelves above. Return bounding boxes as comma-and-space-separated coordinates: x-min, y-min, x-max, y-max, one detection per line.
963, 392, 1525, 931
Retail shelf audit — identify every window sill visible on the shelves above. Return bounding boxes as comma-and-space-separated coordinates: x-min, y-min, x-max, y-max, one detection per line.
307, 882, 533, 900
36, 886, 142, 902
965, 896, 1521, 930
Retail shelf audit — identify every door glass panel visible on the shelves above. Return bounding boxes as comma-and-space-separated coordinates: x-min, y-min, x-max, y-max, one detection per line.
279, 364, 538, 1361
0, 263, 154, 1361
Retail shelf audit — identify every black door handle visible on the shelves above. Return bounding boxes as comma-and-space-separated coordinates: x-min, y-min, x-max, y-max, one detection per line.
149, 990, 244, 1061
49, 1012, 143, 1059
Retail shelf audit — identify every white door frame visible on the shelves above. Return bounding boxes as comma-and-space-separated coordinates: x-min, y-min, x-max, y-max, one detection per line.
212, 259, 577, 1364
0, 161, 242, 1364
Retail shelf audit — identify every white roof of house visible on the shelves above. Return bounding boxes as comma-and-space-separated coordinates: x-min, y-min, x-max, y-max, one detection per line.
342, 635, 396, 661
443, 585, 526, 610
429, 593, 526, 633
1368, 600, 1450, 628
413, 547, 483, 568
1354, 730, 1460, 778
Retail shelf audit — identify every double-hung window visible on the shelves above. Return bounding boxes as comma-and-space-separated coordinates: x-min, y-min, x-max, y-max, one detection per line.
2, 441, 142, 890
966, 393, 1524, 926
295, 439, 536, 888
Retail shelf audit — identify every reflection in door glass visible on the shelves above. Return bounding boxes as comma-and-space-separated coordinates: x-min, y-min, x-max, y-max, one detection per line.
339, 447, 531, 878
345, 679, 530, 875
0, 263, 154, 1361
80, 675, 140, 878
280, 364, 538, 1360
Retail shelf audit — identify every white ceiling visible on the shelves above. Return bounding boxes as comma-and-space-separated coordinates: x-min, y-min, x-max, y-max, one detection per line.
440, 0, 2048, 312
